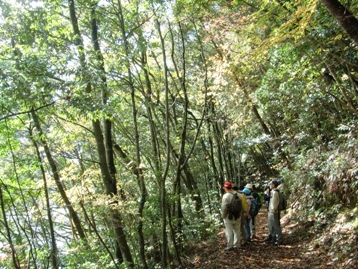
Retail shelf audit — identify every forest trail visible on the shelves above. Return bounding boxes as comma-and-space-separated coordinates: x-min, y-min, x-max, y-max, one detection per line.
182, 208, 357, 268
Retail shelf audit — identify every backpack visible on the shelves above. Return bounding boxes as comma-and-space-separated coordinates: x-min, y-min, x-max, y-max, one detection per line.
228, 192, 242, 220
252, 192, 262, 210
249, 197, 259, 216
276, 190, 287, 211
241, 193, 249, 212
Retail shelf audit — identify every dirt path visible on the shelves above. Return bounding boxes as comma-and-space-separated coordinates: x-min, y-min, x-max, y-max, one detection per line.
182, 209, 337, 268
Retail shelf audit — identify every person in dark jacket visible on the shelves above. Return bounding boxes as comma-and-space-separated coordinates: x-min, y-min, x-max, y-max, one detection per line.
244, 183, 261, 239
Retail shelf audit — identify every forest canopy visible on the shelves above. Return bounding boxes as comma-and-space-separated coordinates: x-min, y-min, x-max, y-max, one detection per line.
0, 0, 357, 268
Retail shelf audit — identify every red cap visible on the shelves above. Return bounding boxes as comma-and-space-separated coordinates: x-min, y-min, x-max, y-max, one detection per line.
223, 181, 232, 188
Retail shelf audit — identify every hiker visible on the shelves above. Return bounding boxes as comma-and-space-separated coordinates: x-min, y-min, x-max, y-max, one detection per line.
221, 181, 241, 251
241, 188, 254, 242
233, 185, 248, 245
244, 183, 261, 239
265, 180, 283, 245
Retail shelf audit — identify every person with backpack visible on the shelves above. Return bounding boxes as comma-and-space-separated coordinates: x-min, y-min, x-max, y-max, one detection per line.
241, 188, 254, 242
244, 183, 261, 239
233, 185, 249, 245
221, 181, 242, 251
266, 180, 283, 246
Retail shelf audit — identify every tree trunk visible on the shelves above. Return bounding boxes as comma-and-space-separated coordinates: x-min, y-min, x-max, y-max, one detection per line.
213, 121, 226, 181
155, 16, 171, 267
0, 188, 21, 269
31, 109, 87, 241
252, 104, 271, 135
115, 1, 148, 267
4, 121, 39, 268
204, 134, 221, 182
138, 40, 165, 265
92, 119, 133, 265
68, 0, 134, 266
30, 128, 59, 269
168, 21, 188, 261
321, 0, 358, 46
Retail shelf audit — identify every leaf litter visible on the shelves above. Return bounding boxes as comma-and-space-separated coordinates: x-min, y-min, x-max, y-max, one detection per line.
181, 208, 358, 268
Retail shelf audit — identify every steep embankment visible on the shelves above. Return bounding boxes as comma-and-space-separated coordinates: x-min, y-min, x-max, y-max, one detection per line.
181, 208, 357, 268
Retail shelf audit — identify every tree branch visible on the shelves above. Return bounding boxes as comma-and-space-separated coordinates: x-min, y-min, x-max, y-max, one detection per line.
0, 101, 56, 122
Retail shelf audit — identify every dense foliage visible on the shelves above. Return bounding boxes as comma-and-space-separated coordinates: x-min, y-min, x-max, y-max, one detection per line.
0, 0, 357, 268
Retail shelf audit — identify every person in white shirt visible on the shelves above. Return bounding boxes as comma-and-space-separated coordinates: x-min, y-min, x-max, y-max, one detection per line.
266, 180, 283, 245
221, 181, 241, 251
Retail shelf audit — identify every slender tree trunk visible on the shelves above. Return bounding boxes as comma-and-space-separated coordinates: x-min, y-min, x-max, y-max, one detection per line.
182, 163, 203, 211
155, 16, 171, 267
68, 1, 134, 265
205, 133, 221, 181
213, 121, 225, 181
0, 187, 21, 269
222, 124, 233, 181
168, 21, 187, 258
30, 128, 59, 269
92, 120, 133, 265
234, 76, 293, 170
31, 109, 87, 240
80, 203, 120, 269
321, 0, 358, 46
170, 20, 203, 225
168, 141, 203, 211
252, 104, 271, 135
115, 1, 148, 267
139, 41, 164, 264
4, 121, 39, 268
227, 149, 234, 181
